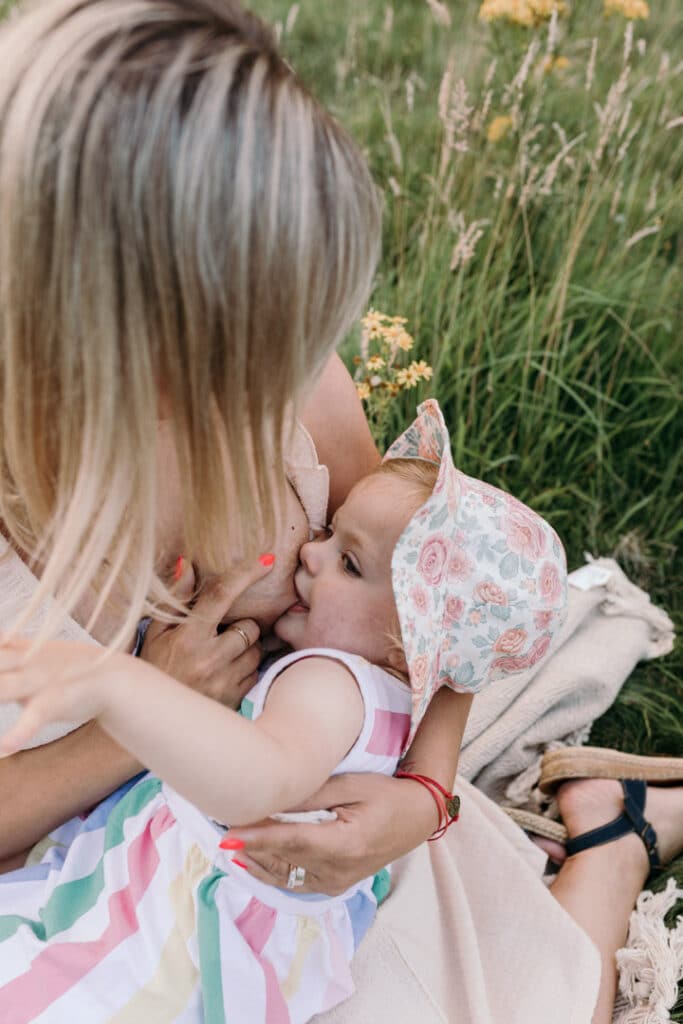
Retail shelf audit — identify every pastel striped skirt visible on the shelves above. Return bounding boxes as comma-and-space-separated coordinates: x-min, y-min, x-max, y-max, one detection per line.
0, 774, 379, 1023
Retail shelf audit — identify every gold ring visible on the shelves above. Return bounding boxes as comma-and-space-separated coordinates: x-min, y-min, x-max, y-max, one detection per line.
229, 625, 251, 652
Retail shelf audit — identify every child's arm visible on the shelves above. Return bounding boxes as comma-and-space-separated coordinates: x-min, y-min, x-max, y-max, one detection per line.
226, 688, 472, 892
0, 640, 364, 826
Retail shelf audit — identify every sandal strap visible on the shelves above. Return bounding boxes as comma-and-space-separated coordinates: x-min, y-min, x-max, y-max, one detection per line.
564, 779, 661, 870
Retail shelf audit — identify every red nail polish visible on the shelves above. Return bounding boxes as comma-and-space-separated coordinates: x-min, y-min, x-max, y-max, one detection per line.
173, 556, 184, 582
259, 553, 275, 567
232, 859, 248, 870
219, 837, 245, 851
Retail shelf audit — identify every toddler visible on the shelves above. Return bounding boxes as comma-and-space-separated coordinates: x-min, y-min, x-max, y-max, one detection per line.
0, 401, 566, 1024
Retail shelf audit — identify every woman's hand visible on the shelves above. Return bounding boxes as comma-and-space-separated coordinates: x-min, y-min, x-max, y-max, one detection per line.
0, 637, 116, 755
227, 772, 441, 895
142, 559, 273, 710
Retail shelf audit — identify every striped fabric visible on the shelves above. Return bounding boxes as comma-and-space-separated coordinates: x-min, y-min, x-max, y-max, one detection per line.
0, 651, 411, 1023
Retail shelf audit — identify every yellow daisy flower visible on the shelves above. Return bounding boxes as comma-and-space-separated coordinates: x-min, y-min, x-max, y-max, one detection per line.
412, 360, 434, 381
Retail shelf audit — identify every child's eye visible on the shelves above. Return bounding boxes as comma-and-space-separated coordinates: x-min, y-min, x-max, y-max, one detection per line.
342, 553, 361, 577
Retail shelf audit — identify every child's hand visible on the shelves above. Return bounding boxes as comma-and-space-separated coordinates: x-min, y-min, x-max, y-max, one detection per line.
141, 557, 274, 710
0, 637, 117, 755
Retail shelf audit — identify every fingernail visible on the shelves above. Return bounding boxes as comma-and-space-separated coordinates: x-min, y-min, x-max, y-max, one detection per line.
173, 556, 185, 582
232, 859, 249, 870
219, 837, 245, 851
259, 553, 275, 567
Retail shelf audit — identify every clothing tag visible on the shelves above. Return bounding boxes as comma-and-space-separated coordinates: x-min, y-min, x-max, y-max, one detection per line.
568, 564, 613, 591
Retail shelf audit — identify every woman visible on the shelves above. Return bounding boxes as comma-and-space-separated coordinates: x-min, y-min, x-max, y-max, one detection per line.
0, 2, 681, 1023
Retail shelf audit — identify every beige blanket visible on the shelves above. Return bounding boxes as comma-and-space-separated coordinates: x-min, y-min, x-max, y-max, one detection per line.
460, 557, 675, 809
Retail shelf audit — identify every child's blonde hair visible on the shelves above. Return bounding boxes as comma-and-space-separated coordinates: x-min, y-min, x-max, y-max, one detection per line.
373, 456, 439, 504
373, 457, 439, 675
0, 0, 381, 646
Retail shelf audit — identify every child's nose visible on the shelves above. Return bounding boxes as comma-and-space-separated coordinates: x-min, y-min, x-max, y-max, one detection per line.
299, 536, 324, 575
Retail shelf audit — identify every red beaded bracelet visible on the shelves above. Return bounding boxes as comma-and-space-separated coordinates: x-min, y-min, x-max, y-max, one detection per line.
395, 770, 460, 841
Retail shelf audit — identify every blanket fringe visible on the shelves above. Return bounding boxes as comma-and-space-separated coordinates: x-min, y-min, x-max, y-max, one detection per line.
612, 879, 683, 1024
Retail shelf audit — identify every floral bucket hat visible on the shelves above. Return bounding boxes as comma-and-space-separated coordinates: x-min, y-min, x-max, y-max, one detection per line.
385, 399, 567, 746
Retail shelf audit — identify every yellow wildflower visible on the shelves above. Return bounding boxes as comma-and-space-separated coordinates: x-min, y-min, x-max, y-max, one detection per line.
412, 360, 434, 381
603, 0, 649, 17
356, 382, 371, 401
487, 115, 513, 143
479, 0, 533, 25
366, 355, 386, 371
396, 366, 420, 389
396, 360, 432, 389
540, 54, 571, 73
382, 322, 414, 351
361, 308, 388, 339
388, 315, 408, 324
479, 0, 566, 26
530, 0, 567, 18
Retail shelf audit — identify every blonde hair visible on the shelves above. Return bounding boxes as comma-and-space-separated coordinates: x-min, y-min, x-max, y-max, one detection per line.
0, 0, 381, 647
373, 456, 439, 676
373, 456, 439, 509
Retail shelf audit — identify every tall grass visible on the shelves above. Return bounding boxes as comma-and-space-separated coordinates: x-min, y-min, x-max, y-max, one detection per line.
260, 0, 683, 1013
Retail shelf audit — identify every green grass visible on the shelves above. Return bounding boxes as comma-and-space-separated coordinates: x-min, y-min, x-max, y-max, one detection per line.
256, 0, 683, 1012
2, 0, 681, 1012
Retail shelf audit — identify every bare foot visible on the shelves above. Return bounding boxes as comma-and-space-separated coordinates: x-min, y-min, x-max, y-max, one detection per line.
557, 778, 683, 872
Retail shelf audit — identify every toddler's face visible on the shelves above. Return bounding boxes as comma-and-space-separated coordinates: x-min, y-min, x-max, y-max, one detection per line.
274, 474, 414, 669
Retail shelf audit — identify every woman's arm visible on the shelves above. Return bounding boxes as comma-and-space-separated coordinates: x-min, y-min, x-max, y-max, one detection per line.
228, 688, 473, 894
301, 353, 380, 515
0, 644, 364, 828
0, 559, 271, 859
0, 722, 141, 860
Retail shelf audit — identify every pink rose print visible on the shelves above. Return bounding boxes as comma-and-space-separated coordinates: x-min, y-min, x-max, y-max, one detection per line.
448, 547, 474, 582
468, 609, 482, 626
417, 535, 449, 586
526, 633, 551, 667
539, 561, 562, 603
504, 506, 547, 561
410, 584, 429, 616
491, 633, 552, 675
474, 581, 508, 606
410, 653, 429, 696
443, 595, 465, 626
493, 628, 527, 655
534, 610, 554, 630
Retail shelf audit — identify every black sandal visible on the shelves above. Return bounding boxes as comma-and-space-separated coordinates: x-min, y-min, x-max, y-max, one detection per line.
565, 779, 661, 870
